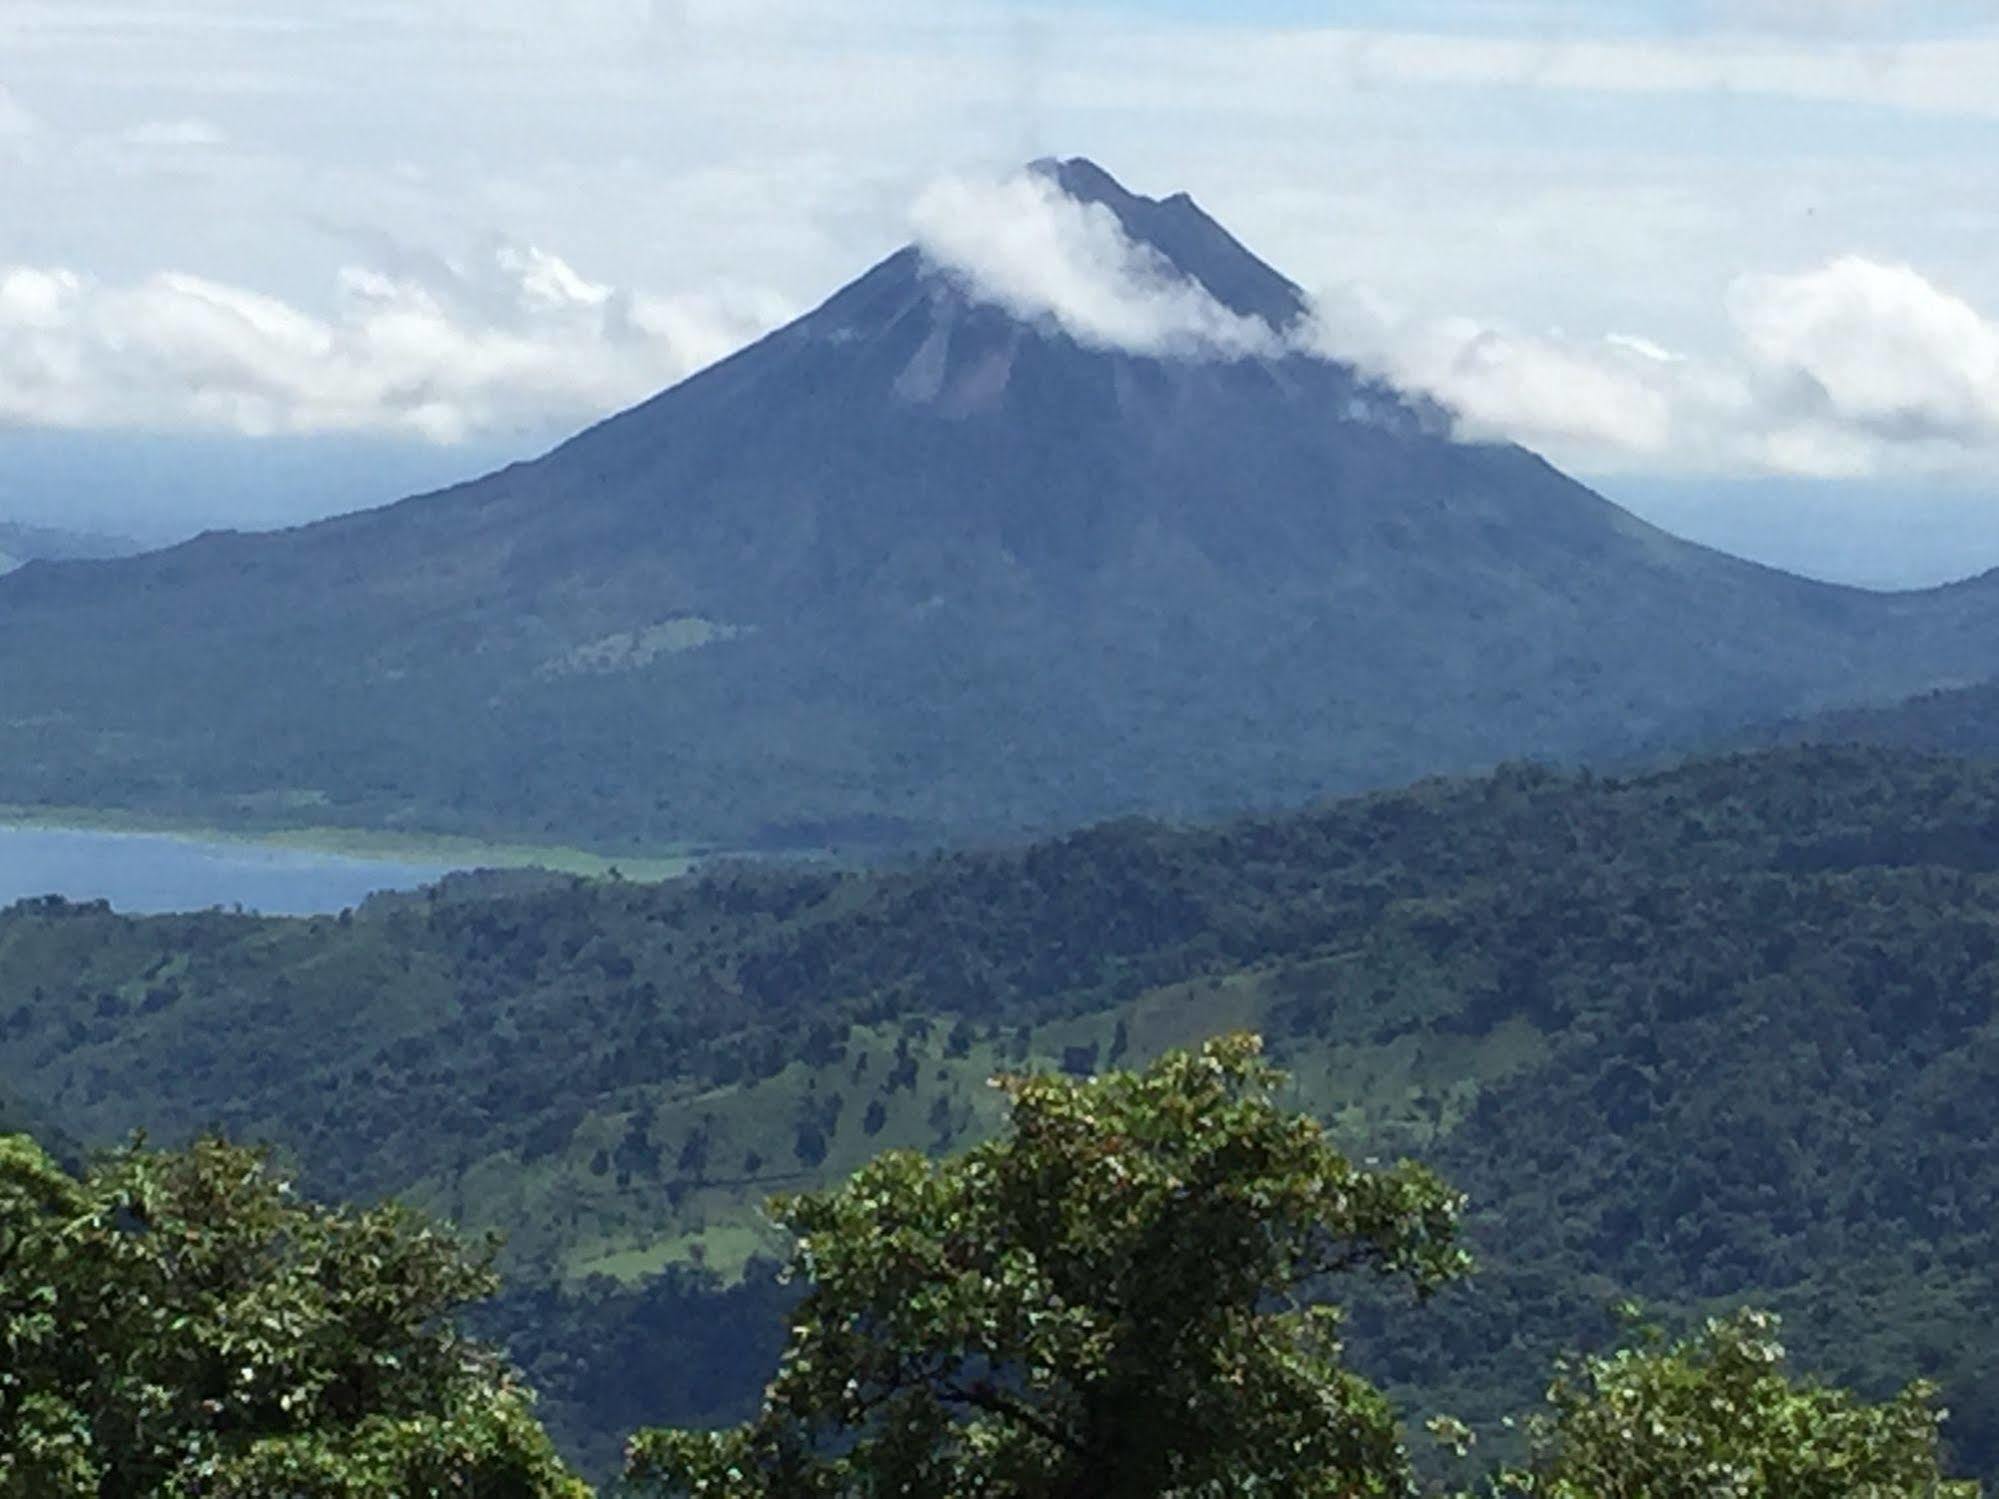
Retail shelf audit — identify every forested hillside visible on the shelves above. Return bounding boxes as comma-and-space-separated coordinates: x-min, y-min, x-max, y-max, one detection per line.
1755, 677, 1999, 761
7, 744, 1999, 1475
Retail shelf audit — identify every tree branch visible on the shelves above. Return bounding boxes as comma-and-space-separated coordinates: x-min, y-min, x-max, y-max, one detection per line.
942, 1379, 1085, 1456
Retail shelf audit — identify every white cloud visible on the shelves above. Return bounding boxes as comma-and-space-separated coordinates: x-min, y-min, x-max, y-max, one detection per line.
0, 85, 38, 137
0, 267, 81, 329
1730, 256, 1999, 442
0, 247, 791, 442
2, 0, 1998, 502
862, 163, 1999, 483
910, 172, 1280, 360
1605, 334, 1684, 364
1303, 293, 1716, 460
8, 199, 1995, 490
1105, 23, 1999, 127
120, 118, 228, 148
1306, 255, 1999, 481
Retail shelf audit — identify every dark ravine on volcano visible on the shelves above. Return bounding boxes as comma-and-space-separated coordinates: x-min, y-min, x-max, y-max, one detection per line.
3, 158, 1997, 852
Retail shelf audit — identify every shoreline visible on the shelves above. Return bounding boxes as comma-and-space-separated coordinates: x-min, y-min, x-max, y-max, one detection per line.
0, 806, 703, 884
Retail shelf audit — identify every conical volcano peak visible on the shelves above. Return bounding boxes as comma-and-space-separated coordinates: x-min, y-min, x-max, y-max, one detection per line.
1026, 156, 1141, 212
1024, 157, 1309, 331
11, 143, 1999, 874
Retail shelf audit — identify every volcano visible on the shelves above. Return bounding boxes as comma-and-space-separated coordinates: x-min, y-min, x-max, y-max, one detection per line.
3, 158, 1996, 852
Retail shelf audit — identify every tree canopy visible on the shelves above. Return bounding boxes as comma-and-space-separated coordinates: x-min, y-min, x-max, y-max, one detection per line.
627, 1035, 1979, 1497
627, 1034, 1470, 1497
1492, 1308, 1975, 1498
1, 1039, 1981, 1497
0, 1132, 586, 1498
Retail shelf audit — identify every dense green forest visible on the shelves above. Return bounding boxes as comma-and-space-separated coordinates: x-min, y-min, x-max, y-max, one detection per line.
1755, 678, 1999, 761
1, 1133, 590, 1496
6, 743, 1999, 1477
7, 1047, 1975, 1495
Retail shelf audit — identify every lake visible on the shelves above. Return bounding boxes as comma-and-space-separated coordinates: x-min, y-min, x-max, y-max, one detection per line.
0, 825, 456, 916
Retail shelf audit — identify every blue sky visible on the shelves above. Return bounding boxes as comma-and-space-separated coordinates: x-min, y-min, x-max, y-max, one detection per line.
4, 0, 1999, 583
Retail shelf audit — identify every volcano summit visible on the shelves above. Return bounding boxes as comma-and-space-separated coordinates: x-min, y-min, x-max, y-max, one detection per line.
3, 160, 1996, 852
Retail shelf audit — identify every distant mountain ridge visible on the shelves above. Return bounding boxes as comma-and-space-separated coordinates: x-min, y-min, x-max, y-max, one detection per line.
1745, 676, 1999, 760
2, 159, 1998, 850
0, 519, 137, 575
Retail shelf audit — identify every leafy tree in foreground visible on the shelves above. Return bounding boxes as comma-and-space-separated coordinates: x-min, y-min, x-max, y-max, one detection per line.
0, 1132, 587, 1498
1490, 1308, 1976, 1498
626, 1033, 1471, 1498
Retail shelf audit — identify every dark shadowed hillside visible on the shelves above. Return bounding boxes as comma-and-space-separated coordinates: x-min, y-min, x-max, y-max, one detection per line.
0, 1078, 57, 1143
7, 743, 1999, 1477
3, 161, 1998, 851
1749, 674, 1999, 762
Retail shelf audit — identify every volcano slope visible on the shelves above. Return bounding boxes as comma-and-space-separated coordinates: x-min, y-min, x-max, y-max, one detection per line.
3, 158, 1998, 853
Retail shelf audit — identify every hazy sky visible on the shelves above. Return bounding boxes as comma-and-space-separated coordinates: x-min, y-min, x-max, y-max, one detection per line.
5, 0, 1999, 583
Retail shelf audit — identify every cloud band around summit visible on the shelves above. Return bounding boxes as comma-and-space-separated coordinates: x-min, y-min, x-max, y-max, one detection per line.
5, 164, 1999, 487
1319, 253, 1999, 481
910, 172, 1281, 361
908, 168, 1999, 483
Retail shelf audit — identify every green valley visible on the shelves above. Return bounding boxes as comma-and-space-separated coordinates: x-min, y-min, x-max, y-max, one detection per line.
8, 742, 1999, 1477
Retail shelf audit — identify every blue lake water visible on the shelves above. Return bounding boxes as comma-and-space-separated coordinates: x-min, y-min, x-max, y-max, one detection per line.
0, 825, 456, 916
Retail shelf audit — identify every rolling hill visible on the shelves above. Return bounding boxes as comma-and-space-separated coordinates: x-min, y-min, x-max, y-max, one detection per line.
7, 743, 1999, 1477
3, 160, 1999, 852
